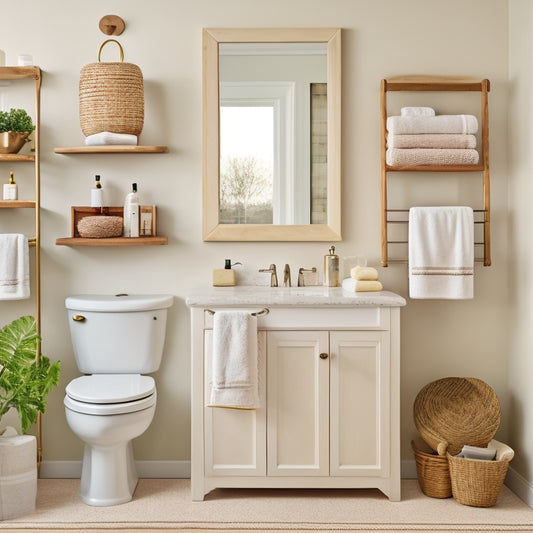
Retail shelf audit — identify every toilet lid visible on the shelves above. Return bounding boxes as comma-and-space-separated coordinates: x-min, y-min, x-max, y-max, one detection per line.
66, 374, 155, 403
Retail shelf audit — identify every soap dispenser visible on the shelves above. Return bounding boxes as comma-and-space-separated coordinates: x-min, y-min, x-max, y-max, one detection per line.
123, 182, 141, 237
3, 171, 17, 200
324, 245, 340, 287
90, 174, 103, 208
213, 259, 241, 287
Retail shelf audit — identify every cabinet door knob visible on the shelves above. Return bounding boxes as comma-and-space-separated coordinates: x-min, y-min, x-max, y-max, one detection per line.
319, 352, 329, 359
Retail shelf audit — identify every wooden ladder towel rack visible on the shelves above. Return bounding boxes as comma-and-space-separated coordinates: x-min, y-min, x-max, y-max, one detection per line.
380, 75, 491, 267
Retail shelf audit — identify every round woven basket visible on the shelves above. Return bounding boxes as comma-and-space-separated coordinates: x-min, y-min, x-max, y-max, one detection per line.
413, 377, 500, 456
411, 439, 452, 499
447, 440, 514, 507
79, 39, 144, 137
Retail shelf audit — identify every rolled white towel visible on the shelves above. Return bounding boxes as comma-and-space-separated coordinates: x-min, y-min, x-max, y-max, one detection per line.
342, 278, 383, 292
387, 114, 478, 135
401, 106, 435, 117
386, 148, 479, 166
85, 132, 138, 146
387, 133, 477, 149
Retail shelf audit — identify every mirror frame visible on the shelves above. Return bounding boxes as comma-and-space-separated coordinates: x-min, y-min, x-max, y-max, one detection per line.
202, 27, 342, 241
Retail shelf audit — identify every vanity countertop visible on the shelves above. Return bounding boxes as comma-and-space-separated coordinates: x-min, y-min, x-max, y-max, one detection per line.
186, 286, 406, 308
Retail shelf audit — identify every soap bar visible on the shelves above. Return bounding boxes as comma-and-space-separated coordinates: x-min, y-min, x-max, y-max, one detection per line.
351, 266, 379, 281
213, 269, 236, 287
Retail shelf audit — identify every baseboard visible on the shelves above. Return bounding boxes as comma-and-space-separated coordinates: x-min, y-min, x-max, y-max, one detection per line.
505, 465, 533, 507
40, 460, 191, 479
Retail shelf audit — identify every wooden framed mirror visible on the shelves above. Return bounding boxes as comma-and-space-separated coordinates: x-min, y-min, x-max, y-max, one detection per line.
202, 28, 341, 241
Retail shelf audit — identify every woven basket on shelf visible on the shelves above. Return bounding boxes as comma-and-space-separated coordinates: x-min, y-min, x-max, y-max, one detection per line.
447, 439, 514, 507
411, 439, 452, 499
79, 39, 144, 137
413, 377, 501, 456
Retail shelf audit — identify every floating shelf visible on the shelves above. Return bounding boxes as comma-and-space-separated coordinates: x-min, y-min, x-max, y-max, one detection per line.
56, 236, 168, 246
0, 200, 36, 208
0, 154, 36, 162
54, 145, 168, 154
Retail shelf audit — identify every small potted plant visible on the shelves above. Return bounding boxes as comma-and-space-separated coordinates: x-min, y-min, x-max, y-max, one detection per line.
0, 315, 60, 519
0, 108, 36, 154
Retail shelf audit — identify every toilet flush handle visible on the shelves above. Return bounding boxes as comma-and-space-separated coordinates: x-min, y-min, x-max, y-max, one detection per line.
72, 315, 86, 322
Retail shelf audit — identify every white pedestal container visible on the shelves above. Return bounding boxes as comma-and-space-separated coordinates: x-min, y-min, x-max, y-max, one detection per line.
0, 435, 37, 519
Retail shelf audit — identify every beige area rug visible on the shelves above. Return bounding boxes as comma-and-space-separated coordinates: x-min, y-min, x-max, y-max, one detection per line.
0, 479, 531, 531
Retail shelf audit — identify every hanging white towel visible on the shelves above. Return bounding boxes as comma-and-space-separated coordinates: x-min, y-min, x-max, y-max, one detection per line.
0, 234, 30, 300
208, 310, 259, 409
409, 207, 474, 299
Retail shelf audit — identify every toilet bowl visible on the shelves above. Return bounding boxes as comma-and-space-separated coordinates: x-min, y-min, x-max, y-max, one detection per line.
64, 294, 173, 506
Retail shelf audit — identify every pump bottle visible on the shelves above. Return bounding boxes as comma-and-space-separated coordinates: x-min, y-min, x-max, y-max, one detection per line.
123, 182, 141, 237
3, 171, 18, 200
90, 175, 103, 208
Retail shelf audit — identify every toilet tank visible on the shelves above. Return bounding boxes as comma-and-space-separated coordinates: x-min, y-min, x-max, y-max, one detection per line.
65, 294, 174, 374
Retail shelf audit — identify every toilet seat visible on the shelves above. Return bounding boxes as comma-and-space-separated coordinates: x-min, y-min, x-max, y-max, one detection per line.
65, 374, 156, 415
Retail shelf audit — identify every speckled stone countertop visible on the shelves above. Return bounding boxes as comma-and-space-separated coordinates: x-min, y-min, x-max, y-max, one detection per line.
186, 286, 406, 308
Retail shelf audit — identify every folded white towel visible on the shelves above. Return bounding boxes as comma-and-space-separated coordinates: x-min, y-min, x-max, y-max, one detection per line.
387, 114, 478, 135
401, 106, 435, 117
208, 311, 259, 409
85, 132, 138, 146
409, 207, 474, 299
386, 148, 479, 166
0, 234, 30, 300
387, 133, 477, 149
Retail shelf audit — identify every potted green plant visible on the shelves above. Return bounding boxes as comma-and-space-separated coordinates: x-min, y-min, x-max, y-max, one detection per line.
0, 108, 36, 154
0, 315, 60, 519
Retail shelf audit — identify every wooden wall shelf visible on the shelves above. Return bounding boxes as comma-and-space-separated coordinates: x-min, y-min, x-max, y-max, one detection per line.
54, 145, 168, 154
56, 236, 168, 246
0, 200, 36, 208
0, 154, 36, 162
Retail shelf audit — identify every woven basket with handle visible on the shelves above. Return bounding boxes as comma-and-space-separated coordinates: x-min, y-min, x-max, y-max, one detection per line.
79, 39, 144, 137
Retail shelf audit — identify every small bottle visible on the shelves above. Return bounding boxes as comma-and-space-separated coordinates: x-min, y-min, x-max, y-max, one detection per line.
324, 245, 340, 287
90, 175, 103, 208
213, 259, 241, 287
3, 171, 18, 201
123, 182, 141, 237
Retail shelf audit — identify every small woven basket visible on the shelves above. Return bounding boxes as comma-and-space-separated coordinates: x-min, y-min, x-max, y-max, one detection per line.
414, 377, 501, 456
447, 440, 514, 507
77, 216, 123, 238
79, 39, 144, 137
411, 439, 452, 499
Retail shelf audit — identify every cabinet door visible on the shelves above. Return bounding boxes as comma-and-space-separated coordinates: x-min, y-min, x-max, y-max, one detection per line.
329, 331, 390, 477
204, 330, 266, 476
267, 330, 329, 476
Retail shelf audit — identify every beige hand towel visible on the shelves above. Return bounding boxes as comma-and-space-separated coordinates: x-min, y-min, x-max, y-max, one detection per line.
387, 133, 477, 149
386, 148, 479, 166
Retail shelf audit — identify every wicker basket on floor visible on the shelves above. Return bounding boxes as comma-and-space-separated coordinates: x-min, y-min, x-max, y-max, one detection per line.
411, 439, 452, 498
414, 377, 501, 456
447, 439, 514, 507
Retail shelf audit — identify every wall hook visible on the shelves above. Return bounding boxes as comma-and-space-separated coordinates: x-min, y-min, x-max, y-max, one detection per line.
99, 15, 125, 36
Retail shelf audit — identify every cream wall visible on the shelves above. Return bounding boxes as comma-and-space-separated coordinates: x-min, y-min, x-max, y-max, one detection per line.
508, 0, 533, 496
1, 0, 515, 483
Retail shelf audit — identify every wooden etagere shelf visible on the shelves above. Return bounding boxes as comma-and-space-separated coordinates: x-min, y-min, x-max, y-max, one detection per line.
54, 145, 168, 154
56, 236, 168, 246
380, 75, 491, 267
0, 200, 36, 208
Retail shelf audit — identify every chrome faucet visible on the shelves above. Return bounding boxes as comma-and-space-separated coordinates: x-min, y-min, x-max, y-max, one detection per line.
283, 264, 291, 287
298, 267, 317, 287
259, 264, 278, 287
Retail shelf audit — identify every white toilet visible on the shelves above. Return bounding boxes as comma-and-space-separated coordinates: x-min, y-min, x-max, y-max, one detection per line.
64, 293, 173, 506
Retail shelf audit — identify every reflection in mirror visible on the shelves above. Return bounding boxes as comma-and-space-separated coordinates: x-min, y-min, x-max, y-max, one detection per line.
203, 28, 341, 241
219, 43, 327, 225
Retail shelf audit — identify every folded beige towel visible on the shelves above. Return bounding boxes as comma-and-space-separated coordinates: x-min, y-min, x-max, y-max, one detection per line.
354, 280, 383, 292
386, 148, 479, 166
387, 133, 477, 149
401, 106, 435, 117
386, 114, 478, 135
351, 266, 379, 281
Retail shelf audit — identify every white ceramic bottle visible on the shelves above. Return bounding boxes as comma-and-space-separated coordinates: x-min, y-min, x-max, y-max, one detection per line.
123, 182, 141, 237
90, 175, 103, 208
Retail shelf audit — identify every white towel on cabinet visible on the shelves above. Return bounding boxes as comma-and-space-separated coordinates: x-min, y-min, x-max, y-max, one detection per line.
208, 311, 259, 409
0, 234, 30, 300
409, 207, 474, 299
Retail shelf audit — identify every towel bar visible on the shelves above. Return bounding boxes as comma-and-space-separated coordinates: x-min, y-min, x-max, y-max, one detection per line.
205, 307, 270, 317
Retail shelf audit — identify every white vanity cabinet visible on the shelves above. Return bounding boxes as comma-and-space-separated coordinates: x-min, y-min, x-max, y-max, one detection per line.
187, 288, 405, 502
